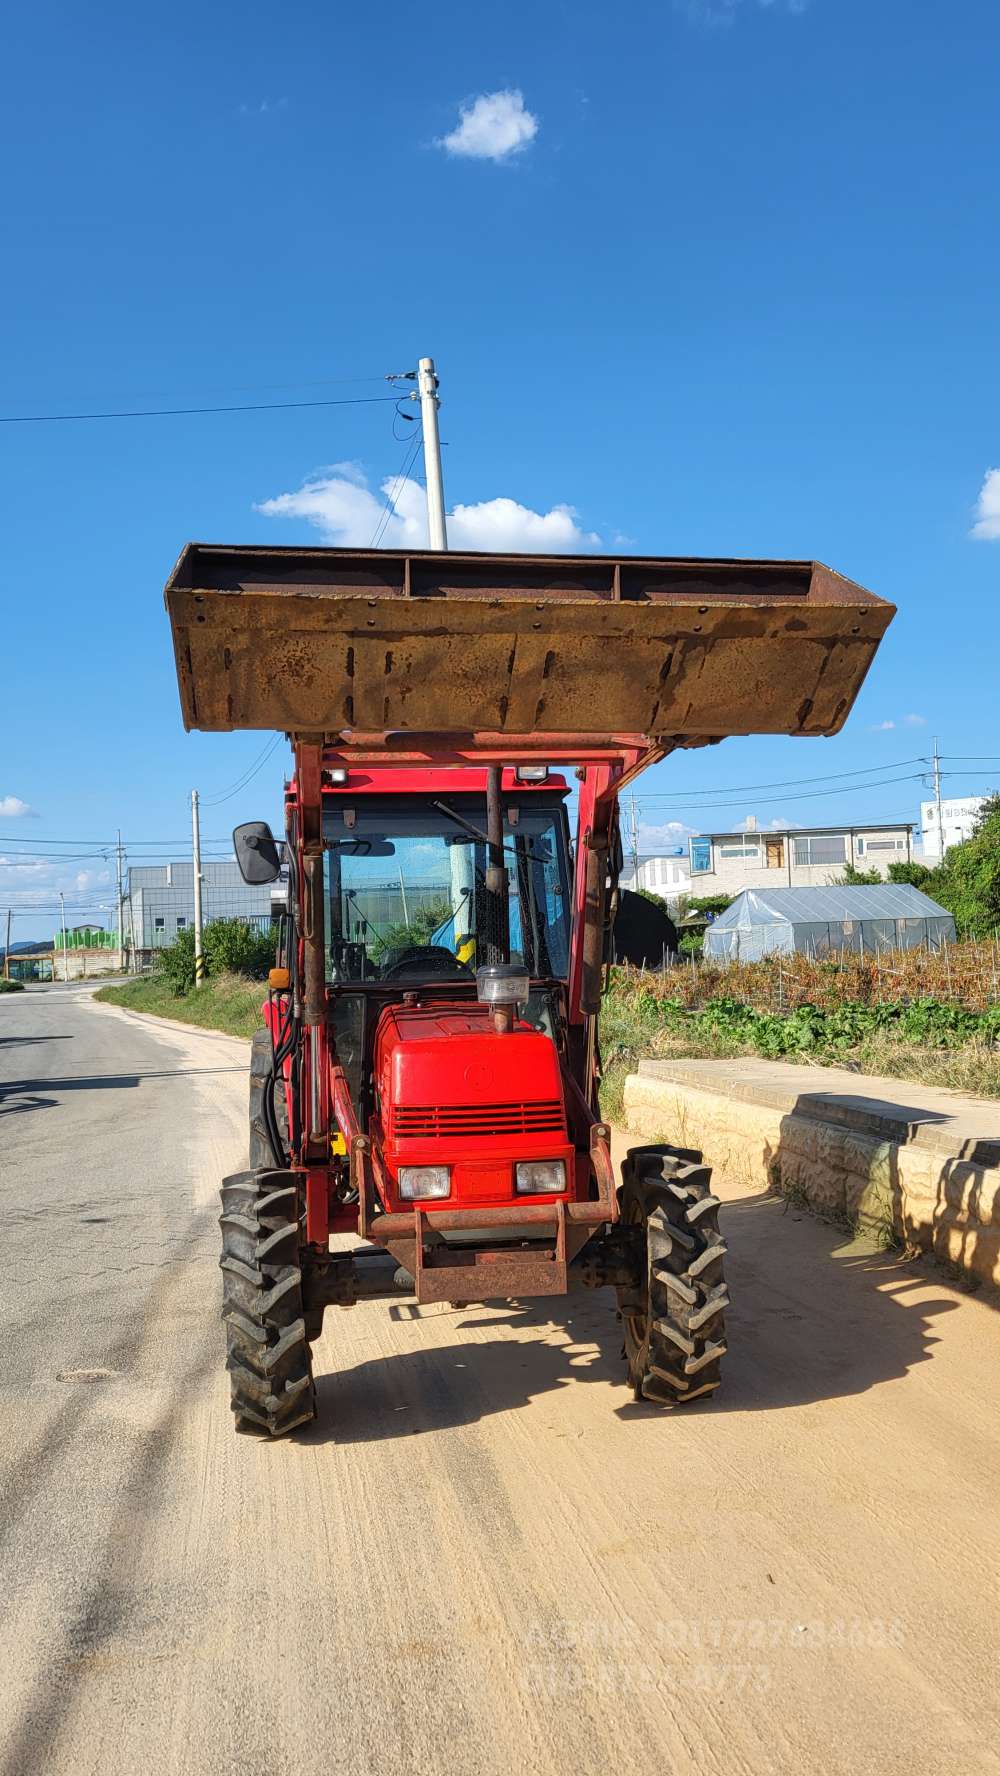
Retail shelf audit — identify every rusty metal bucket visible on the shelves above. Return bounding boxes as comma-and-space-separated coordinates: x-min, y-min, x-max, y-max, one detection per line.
165, 545, 893, 745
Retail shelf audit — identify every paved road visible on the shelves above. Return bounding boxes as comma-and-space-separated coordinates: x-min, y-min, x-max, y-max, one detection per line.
3, 984, 1000, 1776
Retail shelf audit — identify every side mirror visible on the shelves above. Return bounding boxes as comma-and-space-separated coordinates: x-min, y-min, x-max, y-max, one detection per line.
233, 820, 282, 885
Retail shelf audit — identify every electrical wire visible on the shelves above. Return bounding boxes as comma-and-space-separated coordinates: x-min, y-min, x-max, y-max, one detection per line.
202, 734, 285, 807
392, 396, 419, 442
0, 395, 403, 425
638, 773, 928, 814
0, 372, 401, 407
638, 758, 928, 800
370, 426, 423, 547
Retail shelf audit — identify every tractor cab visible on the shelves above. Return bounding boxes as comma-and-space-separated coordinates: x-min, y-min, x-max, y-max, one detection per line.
303, 760, 579, 1186
318, 768, 572, 988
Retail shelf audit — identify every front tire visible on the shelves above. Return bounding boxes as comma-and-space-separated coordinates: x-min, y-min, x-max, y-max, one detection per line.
618, 1145, 728, 1406
249, 1028, 287, 1171
219, 1169, 316, 1437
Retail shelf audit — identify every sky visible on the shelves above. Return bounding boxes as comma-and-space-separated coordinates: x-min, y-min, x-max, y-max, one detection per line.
2, 0, 999, 940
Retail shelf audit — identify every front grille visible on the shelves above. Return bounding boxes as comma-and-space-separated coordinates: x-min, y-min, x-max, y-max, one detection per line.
394, 1101, 565, 1140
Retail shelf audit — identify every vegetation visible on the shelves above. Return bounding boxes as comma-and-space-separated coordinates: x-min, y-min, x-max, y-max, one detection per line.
686, 894, 733, 918
838, 863, 883, 886
368, 898, 453, 963
599, 950, 1000, 1120
94, 970, 265, 1040
887, 860, 932, 888
0, 978, 25, 993
95, 916, 276, 1037
927, 792, 1000, 937
155, 918, 276, 994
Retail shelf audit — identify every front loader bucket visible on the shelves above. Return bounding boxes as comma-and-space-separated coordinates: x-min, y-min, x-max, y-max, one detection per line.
165, 545, 893, 745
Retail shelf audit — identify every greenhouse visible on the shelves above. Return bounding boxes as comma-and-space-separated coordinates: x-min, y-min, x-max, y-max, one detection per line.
703, 883, 956, 963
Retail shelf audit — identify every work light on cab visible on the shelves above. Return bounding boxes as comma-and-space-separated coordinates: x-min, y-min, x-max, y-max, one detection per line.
476, 964, 530, 1036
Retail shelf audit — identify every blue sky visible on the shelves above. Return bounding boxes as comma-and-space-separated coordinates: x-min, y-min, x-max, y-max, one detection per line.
2, 0, 998, 938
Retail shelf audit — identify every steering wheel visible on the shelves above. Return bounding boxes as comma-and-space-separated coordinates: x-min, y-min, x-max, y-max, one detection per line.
380, 944, 475, 981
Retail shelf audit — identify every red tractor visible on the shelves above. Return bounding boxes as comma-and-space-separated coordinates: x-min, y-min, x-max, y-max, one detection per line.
165, 544, 892, 1435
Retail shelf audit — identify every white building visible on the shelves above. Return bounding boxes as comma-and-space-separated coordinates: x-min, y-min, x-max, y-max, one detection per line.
123, 860, 275, 950
920, 795, 987, 863
687, 821, 914, 895
621, 851, 692, 905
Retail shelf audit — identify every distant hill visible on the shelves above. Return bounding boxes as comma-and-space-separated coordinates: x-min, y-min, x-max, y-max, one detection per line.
1, 939, 54, 958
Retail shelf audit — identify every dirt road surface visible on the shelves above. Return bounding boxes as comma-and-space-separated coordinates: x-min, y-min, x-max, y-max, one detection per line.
3, 983, 999, 1775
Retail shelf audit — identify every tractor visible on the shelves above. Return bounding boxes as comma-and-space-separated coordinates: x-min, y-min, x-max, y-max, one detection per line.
165, 544, 893, 1435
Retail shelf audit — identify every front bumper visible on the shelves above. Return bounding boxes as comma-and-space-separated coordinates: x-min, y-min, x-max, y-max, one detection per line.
365, 1122, 617, 1304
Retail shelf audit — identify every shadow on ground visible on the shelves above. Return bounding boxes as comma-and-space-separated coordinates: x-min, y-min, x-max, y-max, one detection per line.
302, 1190, 963, 1444
0, 1065, 247, 1116
764, 1090, 1000, 1307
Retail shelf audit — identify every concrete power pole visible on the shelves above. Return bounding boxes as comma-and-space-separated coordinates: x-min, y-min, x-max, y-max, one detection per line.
628, 795, 640, 886
115, 829, 126, 973
932, 736, 945, 864
59, 891, 69, 983
3, 907, 10, 980
417, 357, 448, 551
191, 789, 205, 986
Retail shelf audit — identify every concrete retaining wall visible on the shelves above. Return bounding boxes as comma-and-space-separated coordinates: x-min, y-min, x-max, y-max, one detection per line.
623, 1058, 1000, 1287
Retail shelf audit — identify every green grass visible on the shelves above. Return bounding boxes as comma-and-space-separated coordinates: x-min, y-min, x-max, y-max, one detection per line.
94, 971, 266, 1040
598, 978, 1000, 1118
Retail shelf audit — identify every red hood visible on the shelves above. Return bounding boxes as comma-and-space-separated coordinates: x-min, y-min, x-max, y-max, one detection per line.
373, 1001, 567, 1143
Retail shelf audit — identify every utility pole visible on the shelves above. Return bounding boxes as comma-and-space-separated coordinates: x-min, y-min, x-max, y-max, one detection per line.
59, 891, 69, 983
3, 908, 10, 981
417, 356, 448, 551
628, 794, 640, 886
115, 829, 126, 973
191, 789, 205, 986
932, 736, 945, 864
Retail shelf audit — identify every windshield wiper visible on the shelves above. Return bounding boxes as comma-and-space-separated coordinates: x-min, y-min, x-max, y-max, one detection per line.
432, 800, 552, 864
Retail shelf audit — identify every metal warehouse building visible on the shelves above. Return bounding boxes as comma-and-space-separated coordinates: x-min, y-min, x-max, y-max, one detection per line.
124, 860, 276, 950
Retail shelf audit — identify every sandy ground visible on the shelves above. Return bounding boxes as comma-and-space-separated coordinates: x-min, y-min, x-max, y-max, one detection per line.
2, 982, 999, 1776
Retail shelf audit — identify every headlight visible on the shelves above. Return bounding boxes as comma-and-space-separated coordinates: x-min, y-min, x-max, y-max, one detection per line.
515, 1160, 566, 1195
398, 1165, 451, 1201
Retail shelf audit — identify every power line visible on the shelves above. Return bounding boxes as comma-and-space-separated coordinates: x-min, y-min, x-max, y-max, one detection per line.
0, 371, 398, 406
639, 758, 928, 800
202, 734, 284, 806
370, 426, 424, 547
638, 772, 927, 816
0, 394, 403, 425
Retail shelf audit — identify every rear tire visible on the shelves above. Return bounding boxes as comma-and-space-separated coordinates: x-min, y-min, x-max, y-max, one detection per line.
617, 1144, 728, 1407
219, 1169, 316, 1437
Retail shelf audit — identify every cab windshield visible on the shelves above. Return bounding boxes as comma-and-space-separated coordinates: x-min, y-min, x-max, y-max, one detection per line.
322, 793, 571, 985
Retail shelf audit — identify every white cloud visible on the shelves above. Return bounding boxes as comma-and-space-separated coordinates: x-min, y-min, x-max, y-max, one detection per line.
639, 820, 698, 850
257, 467, 602, 553
971, 467, 1000, 540
0, 795, 35, 818
903, 713, 927, 727
870, 720, 896, 731
438, 89, 538, 162
0, 856, 50, 879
